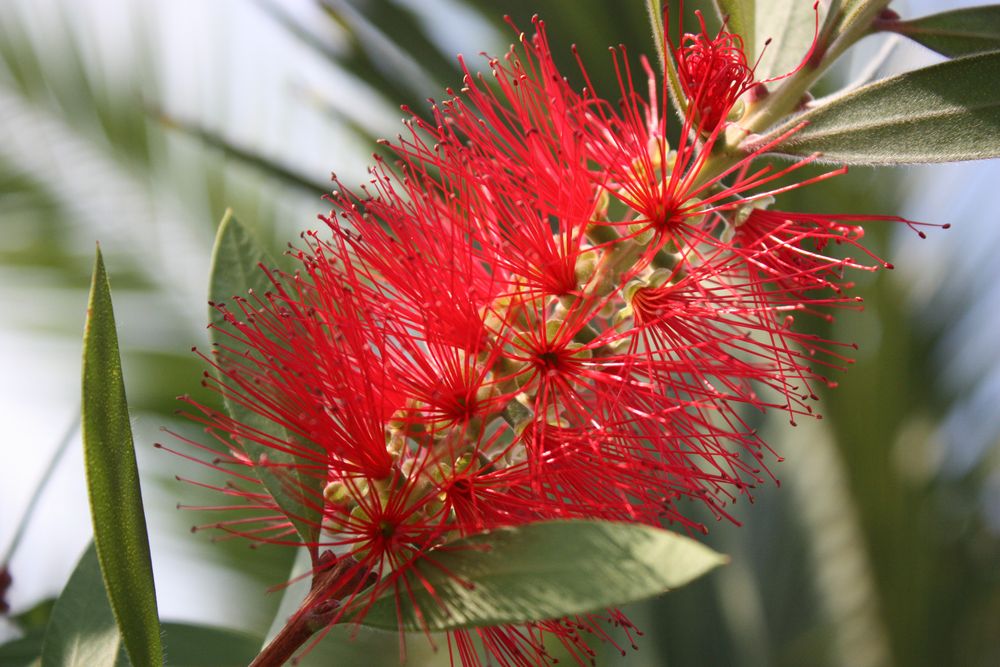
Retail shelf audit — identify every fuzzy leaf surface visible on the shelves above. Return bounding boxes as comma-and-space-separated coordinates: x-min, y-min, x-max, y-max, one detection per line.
715, 0, 756, 57
209, 210, 322, 550
81, 247, 161, 667
361, 520, 727, 631
754, 0, 817, 80
768, 51, 1000, 163
889, 5, 1000, 58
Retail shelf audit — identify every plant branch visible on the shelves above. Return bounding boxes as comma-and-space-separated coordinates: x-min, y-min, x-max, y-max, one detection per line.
251, 556, 367, 667
250, 611, 317, 667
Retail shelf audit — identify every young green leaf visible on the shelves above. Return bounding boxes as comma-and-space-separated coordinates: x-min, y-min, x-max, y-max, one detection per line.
754, 0, 818, 81
883, 5, 1000, 58
765, 51, 1000, 163
81, 247, 162, 667
39, 544, 125, 667
715, 0, 756, 58
209, 210, 323, 552
360, 520, 727, 631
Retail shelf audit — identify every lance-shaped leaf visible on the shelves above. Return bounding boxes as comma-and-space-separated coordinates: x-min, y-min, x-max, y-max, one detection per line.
81, 247, 162, 667
360, 520, 727, 631
715, 0, 756, 58
765, 51, 1000, 164
40, 544, 124, 667
209, 210, 323, 552
882, 5, 1000, 58
754, 0, 818, 80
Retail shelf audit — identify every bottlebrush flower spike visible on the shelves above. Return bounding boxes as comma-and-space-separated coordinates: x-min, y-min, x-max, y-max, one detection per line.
675, 12, 756, 132
165, 11, 942, 667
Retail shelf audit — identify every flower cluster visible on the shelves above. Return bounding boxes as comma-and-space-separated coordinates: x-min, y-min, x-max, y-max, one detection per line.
168, 14, 928, 666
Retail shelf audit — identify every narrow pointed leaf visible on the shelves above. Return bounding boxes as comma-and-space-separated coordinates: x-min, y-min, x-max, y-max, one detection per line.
360, 520, 727, 631
885, 5, 1000, 58
81, 247, 162, 667
767, 51, 1000, 163
40, 544, 123, 667
754, 0, 817, 80
209, 210, 322, 550
715, 0, 756, 58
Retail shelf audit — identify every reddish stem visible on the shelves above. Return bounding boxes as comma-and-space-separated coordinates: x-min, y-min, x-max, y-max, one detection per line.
249, 612, 316, 667
249, 555, 364, 666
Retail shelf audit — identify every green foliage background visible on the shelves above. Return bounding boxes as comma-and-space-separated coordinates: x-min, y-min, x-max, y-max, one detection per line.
1, 1, 998, 665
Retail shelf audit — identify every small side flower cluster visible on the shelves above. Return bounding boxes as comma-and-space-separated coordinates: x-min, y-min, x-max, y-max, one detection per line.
166, 15, 932, 666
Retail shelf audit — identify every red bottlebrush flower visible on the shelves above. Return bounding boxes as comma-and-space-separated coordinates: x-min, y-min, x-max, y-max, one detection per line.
391, 19, 600, 300
628, 248, 857, 425
732, 208, 909, 294
323, 162, 500, 351
164, 11, 941, 667
675, 12, 756, 132
581, 43, 838, 264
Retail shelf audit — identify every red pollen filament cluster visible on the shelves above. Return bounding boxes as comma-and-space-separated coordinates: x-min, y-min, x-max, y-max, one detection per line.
676, 13, 756, 132
166, 14, 937, 667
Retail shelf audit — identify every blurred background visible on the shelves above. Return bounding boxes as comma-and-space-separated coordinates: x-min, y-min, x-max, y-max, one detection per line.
1, 0, 998, 665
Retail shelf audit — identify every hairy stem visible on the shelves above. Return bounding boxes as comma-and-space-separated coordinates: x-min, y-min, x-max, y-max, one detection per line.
644, 0, 666, 71
644, 0, 688, 117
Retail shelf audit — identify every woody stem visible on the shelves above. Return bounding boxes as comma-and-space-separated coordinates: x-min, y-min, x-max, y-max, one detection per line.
249, 614, 316, 667
250, 563, 346, 667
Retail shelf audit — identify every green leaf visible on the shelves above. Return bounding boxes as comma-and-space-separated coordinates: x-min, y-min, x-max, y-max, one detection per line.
715, 0, 756, 58
40, 544, 126, 667
765, 51, 1000, 164
360, 520, 727, 631
754, 0, 818, 80
209, 210, 322, 551
886, 5, 1000, 58
160, 623, 260, 667
81, 246, 162, 667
